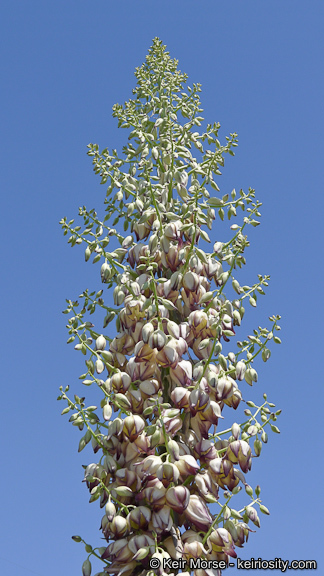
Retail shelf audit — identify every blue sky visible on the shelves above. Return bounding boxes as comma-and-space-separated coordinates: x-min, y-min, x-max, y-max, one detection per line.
1, 2, 323, 575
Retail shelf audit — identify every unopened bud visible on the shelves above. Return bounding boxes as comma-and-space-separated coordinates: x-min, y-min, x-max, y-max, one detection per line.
105, 499, 116, 522
152, 147, 159, 160
261, 431, 268, 443
82, 559, 92, 576
132, 547, 150, 561
254, 438, 262, 456
100, 262, 111, 283
245, 368, 258, 386
245, 484, 253, 497
167, 439, 180, 461
259, 504, 270, 515
95, 359, 104, 374
231, 423, 240, 440
95, 335, 107, 351
102, 402, 112, 421
235, 361, 246, 380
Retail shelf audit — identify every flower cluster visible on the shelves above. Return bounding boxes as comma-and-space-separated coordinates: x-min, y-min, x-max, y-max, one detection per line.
59, 38, 281, 576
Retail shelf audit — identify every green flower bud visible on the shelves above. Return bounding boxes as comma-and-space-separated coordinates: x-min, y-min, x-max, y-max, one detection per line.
82, 559, 92, 576
259, 504, 270, 515
255, 484, 261, 496
254, 438, 262, 456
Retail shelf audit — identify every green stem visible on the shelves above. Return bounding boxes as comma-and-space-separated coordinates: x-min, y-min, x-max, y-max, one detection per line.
202, 494, 233, 545
150, 271, 163, 330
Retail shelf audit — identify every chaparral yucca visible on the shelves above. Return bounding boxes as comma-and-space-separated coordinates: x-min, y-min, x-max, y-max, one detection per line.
59, 38, 281, 576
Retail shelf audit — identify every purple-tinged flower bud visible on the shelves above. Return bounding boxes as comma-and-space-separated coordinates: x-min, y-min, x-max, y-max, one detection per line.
184, 495, 213, 531
101, 514, 109, 536
101, 538, 128, 560
111, 371, 132, 393
193, 337, 214, 360
166, 486, 190, 513
207, 528, 237, 558
188, 310, 209, 335
156, 339, 179, 368
204, 257, 223, 280
113, 485, 133, 499
226, 440, 252, 473
200, 400, 222, 425
194, 439, 217, 462
150, 551, 171, 576
235, 361, 246, 381
142, 455, 163, 476
213, 241, 223, 254
148, 329, 167, 351
126, 387, 144, 413
100, 262, 112, 283
141, 481, 166, 510
245, 367, 258, 386
189, 389, 210, 415
182, 529, 204, 544
108, 515, 128, 537
183, 540, 208, 560
167, 320, 180, 339
133, 221, 150, 241
132, 546, 150, 561
164, 535, 184, 560
171, 387, 190, 410
167, 439, 180, 461
103, 454, 117, 474
261, 430, 268, 443
245, 506, 261, 527
183, 271, 201, 292
190, 413, 212, 440
135, 341, 157, 363
127, 506, 151, 530
115, 468, 139, 492
127, 534, 155, 556
170, 360, 192, 387
161, 235, 171, 254
163, 414, 183, 437
214, 376, 236, 402
139, 378, 160, 398
151, 505, 173, 532
208, 458, 240, 491
164, 220, 182, 239
233, 523, 253, 548
141, 321, 154, 343
231, 423, 241, 440
224, 387, 242, 409
107, 417, 123, 439
156, 462, 180, 487
161, 244, 183, 271
174, 454, 200, 478
122, 415, 145, 442
83, 463, 105, 489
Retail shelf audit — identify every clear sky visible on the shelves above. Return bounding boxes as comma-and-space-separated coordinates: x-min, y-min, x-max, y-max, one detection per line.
1, 2, 323, 575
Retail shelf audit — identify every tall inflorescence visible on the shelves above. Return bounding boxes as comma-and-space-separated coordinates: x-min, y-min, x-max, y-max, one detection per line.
59, 38, 281, 576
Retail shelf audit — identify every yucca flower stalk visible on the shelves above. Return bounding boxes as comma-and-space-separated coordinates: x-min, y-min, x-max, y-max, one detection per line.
59, 38, 281, 576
